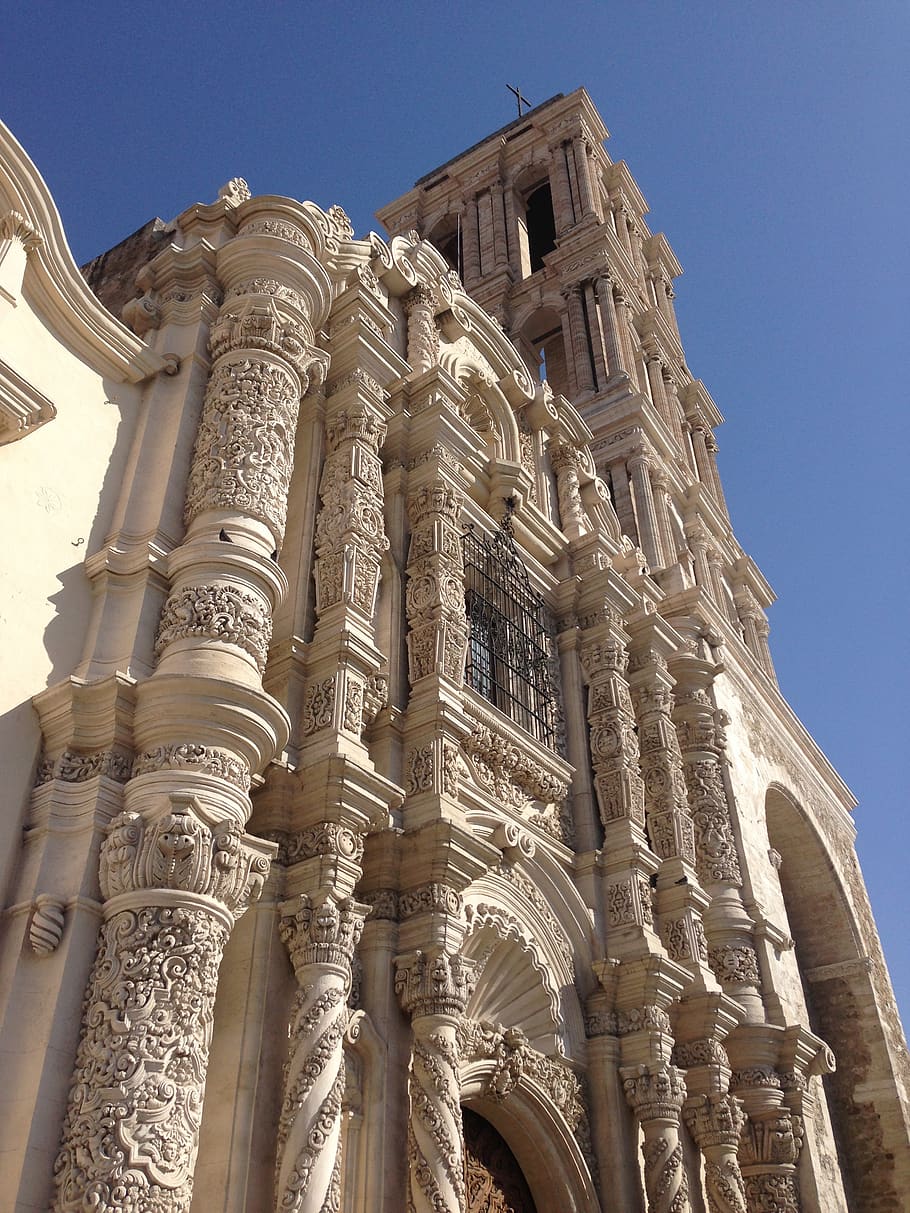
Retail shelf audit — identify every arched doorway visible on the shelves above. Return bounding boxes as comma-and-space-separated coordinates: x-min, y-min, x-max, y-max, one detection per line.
463, 1107, 538, 1213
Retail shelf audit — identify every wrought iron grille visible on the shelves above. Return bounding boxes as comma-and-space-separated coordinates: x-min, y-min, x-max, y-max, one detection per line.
462, 515, 561, 749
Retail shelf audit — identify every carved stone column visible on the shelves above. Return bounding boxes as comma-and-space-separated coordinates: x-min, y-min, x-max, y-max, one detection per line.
276, 887, 369, 1213
671, 654, 763, 1024
585, 279, 610, 389
550, 441, 591, 541
735, 587, 775, 682
573, 134, 599, 218
461, 195, 481, 286
738, 1103, 803, 1213
395, 949, 476, 1213
403, 285, 438, 376
562, 283, 595, 394
661, 368, 686, 448
579, 604, 662, 960
684, 1094, 748, 1213
549, 140, 577, 234
52, 804, 271, 1212
491, 181, 509, 269
53, 214, 334, 1211
622, 1063, 692, 1213
594, 272, 630, 382
405, 480, 469, 690
628, 447, 664, 570
614, 283, 643, 393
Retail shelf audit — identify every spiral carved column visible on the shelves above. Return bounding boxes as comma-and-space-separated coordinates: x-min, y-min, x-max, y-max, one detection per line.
276, 891, 368, 1213
684, 1094, 748, 1213
622, 1064, 692, 1213
395, 950, 475, 1213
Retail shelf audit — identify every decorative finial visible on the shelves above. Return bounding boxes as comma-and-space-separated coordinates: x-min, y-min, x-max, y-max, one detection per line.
218, 178, 251, 207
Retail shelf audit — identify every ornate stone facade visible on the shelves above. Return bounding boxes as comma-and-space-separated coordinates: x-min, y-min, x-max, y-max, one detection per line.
0, 88, 907, 1213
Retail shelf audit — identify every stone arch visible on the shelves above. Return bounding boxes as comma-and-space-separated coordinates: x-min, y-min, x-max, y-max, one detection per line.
426, 212, 462, 277
438, 336, 521, 462
764, 782, 908, 1211
516, 305, 571, 399
459, 1062, 601, 1213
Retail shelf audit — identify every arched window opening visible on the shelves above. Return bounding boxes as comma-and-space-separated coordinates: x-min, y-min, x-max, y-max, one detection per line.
525, 182, 556, 273
520, 308, 569, 399
428, 214, 463, 279
463, 513, 561, 750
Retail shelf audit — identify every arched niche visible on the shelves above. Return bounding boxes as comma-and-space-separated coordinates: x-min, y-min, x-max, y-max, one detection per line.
437, 338, 522, 463
460, 1069, 601, 1213
464, 866, 590, 1061
764, 783, 905, 1211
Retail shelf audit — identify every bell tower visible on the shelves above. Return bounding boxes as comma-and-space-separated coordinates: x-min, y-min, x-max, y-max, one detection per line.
377, 87, 776, 678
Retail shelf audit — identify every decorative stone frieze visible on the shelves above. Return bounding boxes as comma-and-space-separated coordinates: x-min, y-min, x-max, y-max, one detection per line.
132, 743, 251, 790
35, 746, 133, 785
155, 582, 272, 671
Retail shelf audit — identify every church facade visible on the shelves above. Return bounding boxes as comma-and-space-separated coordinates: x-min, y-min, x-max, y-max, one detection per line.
0, 88, 907, 1213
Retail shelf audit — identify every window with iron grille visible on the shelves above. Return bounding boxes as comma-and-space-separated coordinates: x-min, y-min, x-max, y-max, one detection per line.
462, 514, 562, 749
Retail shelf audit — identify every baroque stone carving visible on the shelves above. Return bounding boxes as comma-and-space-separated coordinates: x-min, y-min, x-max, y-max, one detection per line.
52, 905, 231, 1212
395, 950, 476, 1019
183, 355, 304, 544
28, 896, 66, 955
36, 747, 132, 785
399, 882, 463, 920
156, 583, 271, 672
622, 1065, 690, 1213
709, 943, 760, 987
580, 629, 646, 828
132, 744, 251, 791
100, 807, 269, 911
462, 723, 568, 807
302, 675, 336, 735
276, 894, 367, 1213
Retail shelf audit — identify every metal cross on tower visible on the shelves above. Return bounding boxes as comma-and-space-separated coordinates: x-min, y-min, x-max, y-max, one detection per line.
507, 84, 531, 117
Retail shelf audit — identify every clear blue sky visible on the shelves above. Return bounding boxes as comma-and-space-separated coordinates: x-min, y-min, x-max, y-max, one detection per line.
4, 2, 908, 1022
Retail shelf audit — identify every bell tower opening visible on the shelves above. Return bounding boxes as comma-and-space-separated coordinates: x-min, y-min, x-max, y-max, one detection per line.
463, 1107, 539, 1213
523, 181, 556, 274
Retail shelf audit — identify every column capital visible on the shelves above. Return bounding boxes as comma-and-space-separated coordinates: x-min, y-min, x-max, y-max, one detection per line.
279, 892, 369, 975
621, 1062, 688, 1120
395, 948, 476, 1018
100, 802, 272, 921
684, 1092, 745, 1149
